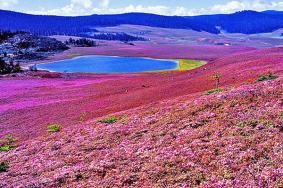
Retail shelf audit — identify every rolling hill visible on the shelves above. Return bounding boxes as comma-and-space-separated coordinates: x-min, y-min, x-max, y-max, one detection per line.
190, 10, 283, 34
1, 10, 283, 36
1, 72, 282, 187
0, 10, 219, 35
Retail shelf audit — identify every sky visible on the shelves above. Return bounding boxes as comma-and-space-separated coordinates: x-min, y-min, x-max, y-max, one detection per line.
1, 0, 283, 16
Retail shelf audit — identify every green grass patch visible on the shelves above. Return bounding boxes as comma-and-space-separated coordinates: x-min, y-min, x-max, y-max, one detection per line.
0, 134, 17, 152
256, 74, 279, 82
0, 145, 15, 152
0, 161, 9, 173
205, 88, 224, 95
98, 117, 121, 124
98, 115, 127, 124
178, 59, 207, 71
136, 59, 207, 74
47, 124, 62, 133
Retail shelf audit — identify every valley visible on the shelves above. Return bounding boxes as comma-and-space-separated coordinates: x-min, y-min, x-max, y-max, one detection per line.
0, 8, 282, 188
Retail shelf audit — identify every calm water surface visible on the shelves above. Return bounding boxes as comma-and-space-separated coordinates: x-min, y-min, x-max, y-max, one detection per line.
37, 56, 179, 73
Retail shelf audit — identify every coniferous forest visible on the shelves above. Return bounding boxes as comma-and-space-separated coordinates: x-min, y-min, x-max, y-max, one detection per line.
3, 10, 283, 37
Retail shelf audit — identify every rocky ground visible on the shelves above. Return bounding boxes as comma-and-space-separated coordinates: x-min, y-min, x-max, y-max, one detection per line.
0, 32, 68, 63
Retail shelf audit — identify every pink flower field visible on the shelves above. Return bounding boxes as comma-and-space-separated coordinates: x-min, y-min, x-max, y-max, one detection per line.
1, 77, 282, 187
0, 43, 283, 188
1, 6, 283, 187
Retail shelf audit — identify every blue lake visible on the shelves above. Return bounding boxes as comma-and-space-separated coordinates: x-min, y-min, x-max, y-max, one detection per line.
37, 56, 179, 73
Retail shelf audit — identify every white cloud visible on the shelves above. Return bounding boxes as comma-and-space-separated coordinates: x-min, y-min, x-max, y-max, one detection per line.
71, 0, 93, 9
28, 0, 283, 16
206, 0, 283, 14
0, 0, 18, 9
100, 0, 110, 8
93, 5, 172, 15
96, 0, 283, 16
30, 0, 93, 16
210, 1, 246, 13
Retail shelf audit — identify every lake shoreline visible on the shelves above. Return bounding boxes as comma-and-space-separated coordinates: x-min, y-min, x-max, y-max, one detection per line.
35, 55, 180, 74
21, 44, 254, 66
23, 54, 208, 74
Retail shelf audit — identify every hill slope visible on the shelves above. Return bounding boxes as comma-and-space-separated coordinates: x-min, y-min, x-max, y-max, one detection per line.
1, 10, 283, 36
0, 47, 282, 142
190, 10, 283, 34
0, 10, 219, 35
0, 78, 282, 187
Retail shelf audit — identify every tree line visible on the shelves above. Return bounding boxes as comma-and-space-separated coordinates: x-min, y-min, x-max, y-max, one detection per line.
87, 33, 146, 42
0, 58, 21, 75
64, 38, 97, 47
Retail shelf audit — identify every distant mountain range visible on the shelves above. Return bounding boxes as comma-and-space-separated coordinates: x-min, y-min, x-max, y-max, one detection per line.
0, 10, 283, 36
190, 10, 283, 34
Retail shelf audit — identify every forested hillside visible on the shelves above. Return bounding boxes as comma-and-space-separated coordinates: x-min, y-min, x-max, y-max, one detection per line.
0, 10, 219, 35
1, 10, 283, 36
190, 10, 283, 34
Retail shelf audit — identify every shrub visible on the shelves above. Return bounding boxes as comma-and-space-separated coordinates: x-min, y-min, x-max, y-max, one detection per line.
4, 134, 17, 145
256, 73, 279, 82
47, 124, 62, 133
0, 161, 9, 173
79, 112, 87, 123
0, 134, 17, 152
212, 73, 222, 89
0, 58, 22, 75
260, 120, 274, 127
205, 88, 224, 95
237, 119, 274, 128
98, 116, 122, 124
237, 120, 259, 128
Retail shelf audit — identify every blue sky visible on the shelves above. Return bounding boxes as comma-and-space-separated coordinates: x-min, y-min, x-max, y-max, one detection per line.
1, 0, 283, 16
